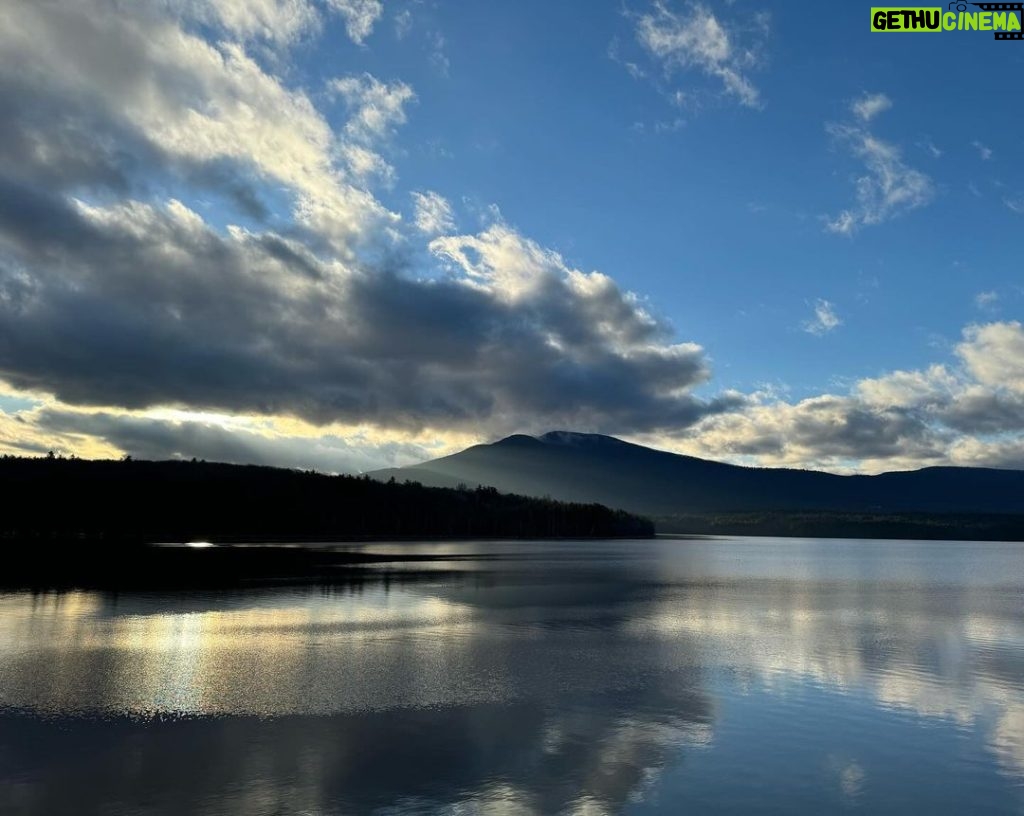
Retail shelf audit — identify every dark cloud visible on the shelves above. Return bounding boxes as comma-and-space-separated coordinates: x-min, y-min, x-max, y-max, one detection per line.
0, 0, 728, 438
0, 178, 719, 435
939, 392, 1024, 435
787, 399, 938, 460
680, 393, 952, 471
951, 440, 1024, 470
0, 51, 267, 223
33, 408, 427, 473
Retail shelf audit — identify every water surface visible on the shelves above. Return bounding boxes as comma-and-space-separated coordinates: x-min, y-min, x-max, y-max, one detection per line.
2, 537, 1023, 814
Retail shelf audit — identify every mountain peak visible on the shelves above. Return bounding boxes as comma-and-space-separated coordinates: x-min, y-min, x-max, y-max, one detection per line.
490, 434, 543, 448
489, 431, 629, 450
537, 431, 626, 447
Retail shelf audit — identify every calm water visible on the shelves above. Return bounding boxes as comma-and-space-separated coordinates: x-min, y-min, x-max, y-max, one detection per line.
2, 537, 1023, 815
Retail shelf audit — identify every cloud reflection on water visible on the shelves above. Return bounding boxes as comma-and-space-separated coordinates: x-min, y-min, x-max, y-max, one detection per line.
1, 538, 1023, 814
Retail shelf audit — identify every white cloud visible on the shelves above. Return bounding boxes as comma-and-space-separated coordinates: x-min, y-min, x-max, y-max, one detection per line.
338, 143, 395, 185
920, 139, 943, 158
826, 111, 934, 234
0, 0, 398, 256
325, 0, 383, 44
855, 365, 958, 410
328, 73, 416, 185
634, 2, 765, 108
331, 73, 416, 143
196, 0, 321, 46
972, 140, 993, 160
412, 191, 455, 235
394, 9, 413, 39
669, 321, 1024, 472
803, 299, 841, 335
975, 291, 999, 310
957, 322, 1024, 394
626, 61, 646, 80
429, 31, 450, 76
851, 92, 891, 122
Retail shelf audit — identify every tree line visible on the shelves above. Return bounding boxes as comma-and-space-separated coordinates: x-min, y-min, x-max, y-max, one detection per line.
0, 456, 654, 544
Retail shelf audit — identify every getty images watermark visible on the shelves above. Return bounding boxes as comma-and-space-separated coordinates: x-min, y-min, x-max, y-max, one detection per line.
871, 2, 1024, 38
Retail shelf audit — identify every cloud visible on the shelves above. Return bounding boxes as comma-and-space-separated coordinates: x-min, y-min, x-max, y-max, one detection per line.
30, 407, 437, 473
429, 31, 451, 76
327, 73, 415, 184
0, 187, 731, 435
975, 291, 999, 310
337, 143, 396, 185
803, 299, 841, 336
0, 0, 397, 257
677, 394, 942, 467
324, 73, 417, 184
607, 36, 648, 81
825, 103, 934, 234
851, 92, 891, 122
667, 322, 1024, 472
394, 9, 413, 39
330, 73, 416, 143
0, 1, 737, 447
2, 1, 1022, 477
972, 140, 993, 160
195, 0, 321, 46
0, 388, 472, 472
412, 191, 455, 235
325, 0, 383, 44
957, 321, 1024, 394
633, 2, 766, 108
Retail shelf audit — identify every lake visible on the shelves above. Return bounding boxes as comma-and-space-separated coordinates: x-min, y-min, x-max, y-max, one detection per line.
2, 537, 1023, 814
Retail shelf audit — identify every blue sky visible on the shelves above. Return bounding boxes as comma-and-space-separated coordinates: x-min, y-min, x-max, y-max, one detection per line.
361, 1, 1021, 395
0, 0, 1021, 473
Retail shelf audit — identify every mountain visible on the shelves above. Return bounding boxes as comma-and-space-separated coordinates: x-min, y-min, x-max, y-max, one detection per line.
370, 431, 1024, 518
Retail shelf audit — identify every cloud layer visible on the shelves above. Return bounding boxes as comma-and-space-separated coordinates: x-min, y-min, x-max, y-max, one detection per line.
0, 0, 733, 470
0, 1, 1019, 476
670, 321, 1024, 472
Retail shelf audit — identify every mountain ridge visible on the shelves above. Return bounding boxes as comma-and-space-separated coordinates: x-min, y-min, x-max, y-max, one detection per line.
370, 431, 1024, 517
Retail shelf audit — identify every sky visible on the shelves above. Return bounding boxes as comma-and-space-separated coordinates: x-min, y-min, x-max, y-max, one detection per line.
0, 0, 1022, 474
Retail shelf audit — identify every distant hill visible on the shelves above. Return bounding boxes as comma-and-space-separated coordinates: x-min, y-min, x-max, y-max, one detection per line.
0, 456, 653, 546
370, 432, 1024, 526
